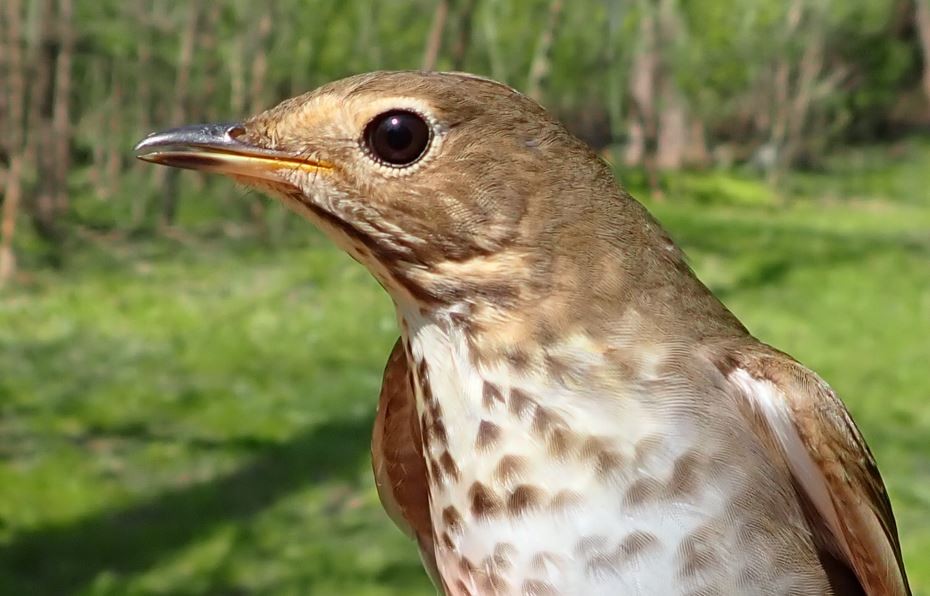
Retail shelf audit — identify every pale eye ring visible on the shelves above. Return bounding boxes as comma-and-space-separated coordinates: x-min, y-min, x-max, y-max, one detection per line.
363, 110, 431, 167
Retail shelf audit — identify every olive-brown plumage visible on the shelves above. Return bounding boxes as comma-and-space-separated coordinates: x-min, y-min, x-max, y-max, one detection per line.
135, 71, 909, 595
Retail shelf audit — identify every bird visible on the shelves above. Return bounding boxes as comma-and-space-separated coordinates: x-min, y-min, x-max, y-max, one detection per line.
134, 71, 910, 595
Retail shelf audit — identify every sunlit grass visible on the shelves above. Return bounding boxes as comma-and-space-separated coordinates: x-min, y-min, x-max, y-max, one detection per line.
1, 142, 929, 593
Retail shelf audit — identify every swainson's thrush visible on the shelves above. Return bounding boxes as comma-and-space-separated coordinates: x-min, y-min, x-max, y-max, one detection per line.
135, 71, 909, 595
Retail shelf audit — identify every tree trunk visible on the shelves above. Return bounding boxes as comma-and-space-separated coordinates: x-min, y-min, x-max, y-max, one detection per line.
684, 116, 710, 168
229, 34, 246, 116
105, 71, 124, 204
450, 0, 478, 71
245, 7, 274, 234
52, 0, 74, 216
422, 0, 450, 71
626, 0, 661, 196
526, 0, 564, 102
191, 2, 222, 122
605, 0, 629, 142
131, 0, 154, 224
655, 0, 687, 171
1, 0, 26, 285
248, 9, 273, 115
656, 83, 687, 170
160, 1, 203, 227
480, 0, 508, 81
88, 57, 109, 201
915, 0, 930, 104
26, 0, 59, 244
0, 1, 8, 144
767, 0, 804, 183
783, 28, 824, 169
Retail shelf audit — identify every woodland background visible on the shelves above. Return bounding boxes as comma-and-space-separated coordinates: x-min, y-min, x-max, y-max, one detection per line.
1, 1, 929, 594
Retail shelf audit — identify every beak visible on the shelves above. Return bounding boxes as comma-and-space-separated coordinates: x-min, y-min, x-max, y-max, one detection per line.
132, 122, 330, 181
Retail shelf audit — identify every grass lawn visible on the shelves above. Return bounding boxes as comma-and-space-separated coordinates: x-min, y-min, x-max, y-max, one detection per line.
1, 140, 929, 594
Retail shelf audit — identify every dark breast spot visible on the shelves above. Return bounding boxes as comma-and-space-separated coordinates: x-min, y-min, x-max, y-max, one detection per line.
505, 348, 531, 371
585, 530, 661, 579
574, 535, 609, 557
508, 388, 535, 418
544, 352, 578, 384
668, 451, 703, 497
530, 551, 564, 573
482, 382, 505, 409
632, 435, 664, 468
623, 477, 664, 508
442, 505, 463, 534
469, 482, 503, 518
531, 406, 563, 437
477, 571, 509, 593
507, 484, 544, 516
678, 525, 724, 579
494, 454, 528, 484
427, 456, 441, 483
438, 451, 461, 483
619, 530, 660, 559
492, 542, 516, 570
546, 427, 576, 459
476, 420, 501, 450
459, 555, 477, 575
579, 437, 625, 478
416, 358, 428, 382
549, 489, 583, 511
430, 418, 448, 446
594, 449, 624, 479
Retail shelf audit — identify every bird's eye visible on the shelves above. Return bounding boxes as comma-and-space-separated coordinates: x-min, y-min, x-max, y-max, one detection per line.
364, 110, 431, 167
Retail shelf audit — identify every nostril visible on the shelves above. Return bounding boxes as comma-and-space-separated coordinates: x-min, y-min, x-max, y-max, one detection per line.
227, 124, 247, 141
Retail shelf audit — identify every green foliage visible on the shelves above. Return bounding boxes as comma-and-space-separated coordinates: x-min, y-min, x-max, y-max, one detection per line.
2, 143, 930, 593
783, 137, 930, 203
665, 171, 780, 206
2, 1, 930, 592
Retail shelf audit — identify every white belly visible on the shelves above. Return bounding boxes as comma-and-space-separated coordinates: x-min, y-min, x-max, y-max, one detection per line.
402, 310, 827, 595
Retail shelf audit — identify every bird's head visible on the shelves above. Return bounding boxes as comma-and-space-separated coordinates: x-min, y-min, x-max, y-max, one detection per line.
135, 71, 662, 317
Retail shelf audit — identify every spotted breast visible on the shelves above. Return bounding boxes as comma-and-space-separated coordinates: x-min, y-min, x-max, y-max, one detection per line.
398, 305, 832, 596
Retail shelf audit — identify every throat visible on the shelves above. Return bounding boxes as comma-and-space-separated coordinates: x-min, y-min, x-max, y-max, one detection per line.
400, 307, 487, 467
397, 305, 639, 510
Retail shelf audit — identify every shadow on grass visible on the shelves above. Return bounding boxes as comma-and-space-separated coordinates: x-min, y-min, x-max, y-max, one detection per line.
0, 416, 372, 596
663, 214, 930, 298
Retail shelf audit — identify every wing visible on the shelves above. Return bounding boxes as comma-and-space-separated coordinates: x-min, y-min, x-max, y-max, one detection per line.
371, 338, 443, 589
724, 347, 909, 596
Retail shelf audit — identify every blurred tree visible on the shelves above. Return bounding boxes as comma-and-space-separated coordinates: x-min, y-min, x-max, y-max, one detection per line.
1, 0, 26, 284
450, 0, 478, 70
916, 0, 930, 103
52, 0, 75, 217
626, 0, 662, 195
423, 0, 450, 70
526, 0, 564, 101
0, 0, 926, 280
159, 1, 204, 227
655, 0, 687, 171
27, 0, 60, 245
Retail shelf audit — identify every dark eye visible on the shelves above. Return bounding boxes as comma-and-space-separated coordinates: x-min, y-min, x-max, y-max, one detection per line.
364, 110, 431, 167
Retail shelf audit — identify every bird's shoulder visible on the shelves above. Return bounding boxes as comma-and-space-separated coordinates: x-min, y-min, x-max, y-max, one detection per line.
714, 342, 910, 596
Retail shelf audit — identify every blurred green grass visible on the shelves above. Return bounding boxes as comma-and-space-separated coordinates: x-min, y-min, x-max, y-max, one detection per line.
2, 140, 930, 595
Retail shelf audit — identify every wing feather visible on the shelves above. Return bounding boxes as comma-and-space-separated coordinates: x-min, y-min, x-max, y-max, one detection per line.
371, 338, 443, 589
727, 348, 909, 596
